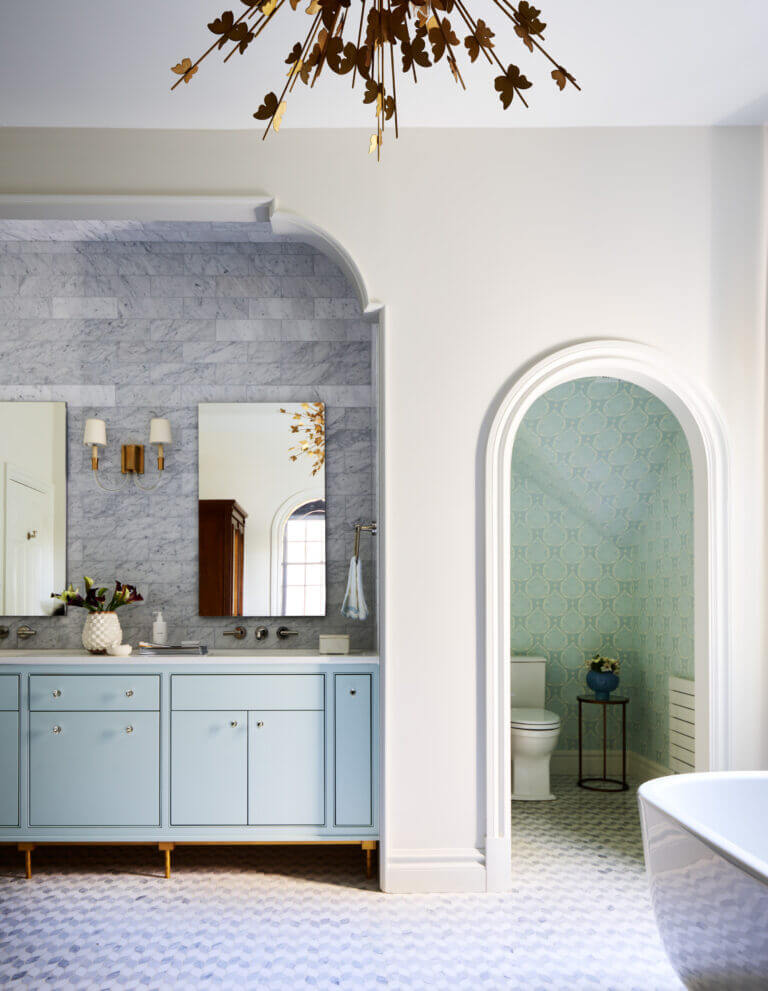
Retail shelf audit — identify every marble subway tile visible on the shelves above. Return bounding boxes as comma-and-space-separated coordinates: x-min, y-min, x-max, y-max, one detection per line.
215, 276, 283, 297
183, 296, 250, 319
314, 298, 363, 319
149, 276, 218, 297
279, 277, 348, 298
215, 319, 283, 341
117, 297, 185, 318
182, 341, 250, 364
184, 253, 252, 275
248, 297, 314, 319
0, 297, 52, 317
51, 297, 118, 319
148, 319, 216, 341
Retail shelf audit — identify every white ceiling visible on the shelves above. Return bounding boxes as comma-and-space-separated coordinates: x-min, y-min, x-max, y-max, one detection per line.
1, 0, 767, 130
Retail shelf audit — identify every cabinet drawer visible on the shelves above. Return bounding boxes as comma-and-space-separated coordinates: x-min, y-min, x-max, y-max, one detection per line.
30, 675, 159, 711
0, 675, 19, 711
171, 675, 324, 711
30, 711, 159, 826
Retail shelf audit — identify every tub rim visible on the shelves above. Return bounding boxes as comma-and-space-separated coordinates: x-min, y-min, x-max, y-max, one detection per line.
638, 771, 768, 886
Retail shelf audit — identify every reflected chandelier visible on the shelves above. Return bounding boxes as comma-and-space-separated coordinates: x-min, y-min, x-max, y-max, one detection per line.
171, 0, 578, 158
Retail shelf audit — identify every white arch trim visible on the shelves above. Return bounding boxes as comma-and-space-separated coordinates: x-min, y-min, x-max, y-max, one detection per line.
484, 340, 732, 892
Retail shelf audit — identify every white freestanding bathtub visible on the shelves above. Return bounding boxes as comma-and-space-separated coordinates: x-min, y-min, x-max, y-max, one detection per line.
638, 773, 768, 990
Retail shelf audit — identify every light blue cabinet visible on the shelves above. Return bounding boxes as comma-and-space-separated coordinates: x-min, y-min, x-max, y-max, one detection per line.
30, 711, 160, 826
171, 711, 247, 825
0, 711, 19, 826
248, 710, 325, 825
0, 660, 377, 852
334, 674, 373, 826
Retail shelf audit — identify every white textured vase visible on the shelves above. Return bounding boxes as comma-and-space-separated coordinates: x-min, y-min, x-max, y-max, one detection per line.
82, 612, 122, 654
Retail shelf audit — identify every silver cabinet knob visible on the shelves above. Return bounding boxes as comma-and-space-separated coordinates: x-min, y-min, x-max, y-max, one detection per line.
230, 720, 238, 728
350, 689, 357, 696
125, 725, 134, 734
52, 725, 62, 734
52, 689, 62, 698
125, 689, 134, 698
256, 721, 264, 728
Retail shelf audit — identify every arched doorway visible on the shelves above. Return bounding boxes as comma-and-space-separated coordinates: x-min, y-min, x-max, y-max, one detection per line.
483, 340, 731, 892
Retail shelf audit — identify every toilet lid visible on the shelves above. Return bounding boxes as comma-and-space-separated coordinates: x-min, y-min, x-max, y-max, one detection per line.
510, 707, 560, 729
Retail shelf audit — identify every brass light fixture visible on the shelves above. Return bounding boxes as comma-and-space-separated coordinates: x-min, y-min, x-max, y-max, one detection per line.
171, 0, 578, 159
83, 417, 172, 492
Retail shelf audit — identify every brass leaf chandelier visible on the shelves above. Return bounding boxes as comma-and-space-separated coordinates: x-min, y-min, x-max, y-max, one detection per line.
171, 0, 578, 159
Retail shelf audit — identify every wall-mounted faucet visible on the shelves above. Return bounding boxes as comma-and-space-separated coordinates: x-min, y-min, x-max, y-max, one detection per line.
254, 626, 269, 641
222, 626, 246, 640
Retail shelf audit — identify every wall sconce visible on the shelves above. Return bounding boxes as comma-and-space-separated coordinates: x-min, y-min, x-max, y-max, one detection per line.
84, 416, 172, 492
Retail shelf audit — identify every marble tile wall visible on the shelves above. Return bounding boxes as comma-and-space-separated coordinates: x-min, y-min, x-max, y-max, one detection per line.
0, 228, 378, 651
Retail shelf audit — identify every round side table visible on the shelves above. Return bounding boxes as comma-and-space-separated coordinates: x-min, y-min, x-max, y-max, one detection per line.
577, 694, 629, 792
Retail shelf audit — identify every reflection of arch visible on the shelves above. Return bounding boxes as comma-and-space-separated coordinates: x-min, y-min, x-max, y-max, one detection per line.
484, 340, 731, 892
269, 487, 325, 614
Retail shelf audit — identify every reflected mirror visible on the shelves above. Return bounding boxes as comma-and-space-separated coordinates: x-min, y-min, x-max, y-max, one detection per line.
198, 402, 326, 617
0, 402, 67, 616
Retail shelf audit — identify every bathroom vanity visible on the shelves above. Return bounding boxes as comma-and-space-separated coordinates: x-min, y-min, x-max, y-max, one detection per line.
0, 652, 379, 878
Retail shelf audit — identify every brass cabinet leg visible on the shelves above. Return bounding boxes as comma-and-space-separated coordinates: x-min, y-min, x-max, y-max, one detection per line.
18, 843, 34, 880
159, 842, 174, 879
362, 841, 377, 879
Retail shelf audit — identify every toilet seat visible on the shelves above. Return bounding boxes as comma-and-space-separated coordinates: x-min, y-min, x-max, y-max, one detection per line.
510, 707, 560, 730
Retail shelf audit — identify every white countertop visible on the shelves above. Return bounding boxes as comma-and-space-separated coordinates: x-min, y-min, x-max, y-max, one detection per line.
0, 649, 378, 665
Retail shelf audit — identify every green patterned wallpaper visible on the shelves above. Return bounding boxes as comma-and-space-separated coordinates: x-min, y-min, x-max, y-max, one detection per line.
510, 377, 694, 764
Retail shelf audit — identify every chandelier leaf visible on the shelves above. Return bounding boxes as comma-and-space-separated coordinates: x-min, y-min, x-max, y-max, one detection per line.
171, 0, 579, 158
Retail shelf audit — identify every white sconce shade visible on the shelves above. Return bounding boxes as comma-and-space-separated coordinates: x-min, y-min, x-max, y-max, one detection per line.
83, 418, 107, 447
149, 418, 172, 445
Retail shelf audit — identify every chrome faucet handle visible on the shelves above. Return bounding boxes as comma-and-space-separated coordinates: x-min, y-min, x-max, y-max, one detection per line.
223, 626, 246, 640
276, 626, 299, 640
254, 626, 269, 642
17, 625, 36, 640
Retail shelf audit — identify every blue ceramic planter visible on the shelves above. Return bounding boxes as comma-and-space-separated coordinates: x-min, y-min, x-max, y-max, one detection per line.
586, 669, 619, 701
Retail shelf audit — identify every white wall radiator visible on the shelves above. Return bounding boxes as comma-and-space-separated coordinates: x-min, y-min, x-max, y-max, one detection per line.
669, 676, 695, 773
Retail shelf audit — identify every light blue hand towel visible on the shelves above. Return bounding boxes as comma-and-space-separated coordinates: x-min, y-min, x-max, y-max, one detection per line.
341, 555, 368, 621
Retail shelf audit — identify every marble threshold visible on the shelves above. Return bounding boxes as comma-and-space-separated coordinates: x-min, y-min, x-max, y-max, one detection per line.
0, 648, 378, 665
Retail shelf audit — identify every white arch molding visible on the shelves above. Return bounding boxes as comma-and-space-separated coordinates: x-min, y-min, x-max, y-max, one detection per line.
484, 340, 732, 892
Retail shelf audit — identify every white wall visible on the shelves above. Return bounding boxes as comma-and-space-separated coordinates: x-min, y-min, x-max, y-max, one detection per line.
1, 126, 765, 891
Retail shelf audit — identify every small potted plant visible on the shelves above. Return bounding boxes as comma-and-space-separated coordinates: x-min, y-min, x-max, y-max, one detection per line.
585, 654, 621, 700
52, 577, 143, 654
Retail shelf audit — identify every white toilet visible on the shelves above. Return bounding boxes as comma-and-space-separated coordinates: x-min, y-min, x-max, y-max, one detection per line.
510, 656, 561, 801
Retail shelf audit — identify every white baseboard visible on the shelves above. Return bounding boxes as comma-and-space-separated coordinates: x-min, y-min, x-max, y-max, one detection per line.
383, 848, 486, 893
551, 749, 672, 783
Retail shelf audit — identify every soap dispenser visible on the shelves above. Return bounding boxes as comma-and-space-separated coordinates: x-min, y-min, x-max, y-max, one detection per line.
152, 610, 167, 645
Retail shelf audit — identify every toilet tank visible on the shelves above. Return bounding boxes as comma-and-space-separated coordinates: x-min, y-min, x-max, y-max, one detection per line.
510, 656, 547, 707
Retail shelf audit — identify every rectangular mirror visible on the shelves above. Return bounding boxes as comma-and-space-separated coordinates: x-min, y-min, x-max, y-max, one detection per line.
198, 402, 326, 617
0, 401, 67, 616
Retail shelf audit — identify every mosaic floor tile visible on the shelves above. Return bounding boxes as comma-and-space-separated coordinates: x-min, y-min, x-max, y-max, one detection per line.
0, 777, 681, 990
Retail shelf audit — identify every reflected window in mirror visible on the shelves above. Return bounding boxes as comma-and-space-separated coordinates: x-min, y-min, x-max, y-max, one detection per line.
280, 499, 326, 616
0, 402, 67, 617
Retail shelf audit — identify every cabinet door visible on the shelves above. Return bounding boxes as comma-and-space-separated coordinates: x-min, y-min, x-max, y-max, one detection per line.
30, 711, 159, 826
0, 712, 19, 826
248, 710, 324, 825
335, 675, 372, 826
171, 711, 247, 825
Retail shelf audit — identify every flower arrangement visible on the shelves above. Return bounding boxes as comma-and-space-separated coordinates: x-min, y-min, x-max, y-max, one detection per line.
280, 402, 325, 477
52, 576, 144, 612
585, 654, 620, 675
